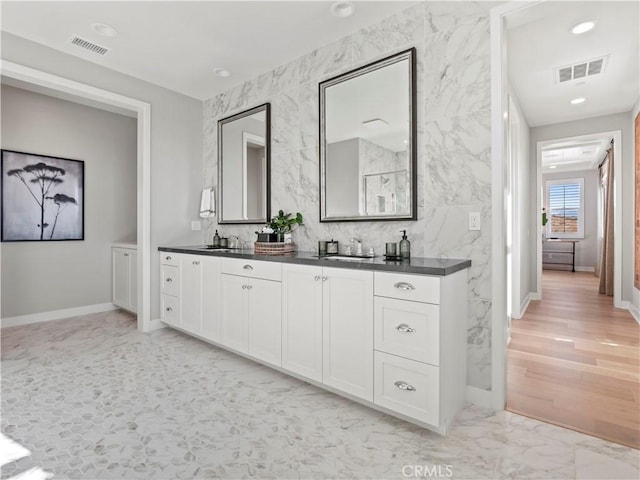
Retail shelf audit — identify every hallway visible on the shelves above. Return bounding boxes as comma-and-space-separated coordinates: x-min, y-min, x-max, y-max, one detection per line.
507, 270, 640, 449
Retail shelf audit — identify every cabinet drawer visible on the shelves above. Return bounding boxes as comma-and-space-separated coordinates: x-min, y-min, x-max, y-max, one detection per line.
374, 297, 440, 365
374, 351, 439, 426
161, 294, 180, 326
160, 252, 179, 266
374, 272, 440, 304
220, 258, 282, 282
161, 265, 180, 296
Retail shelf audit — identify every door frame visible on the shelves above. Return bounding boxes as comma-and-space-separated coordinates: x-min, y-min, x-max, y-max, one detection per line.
1, 60, 152, 332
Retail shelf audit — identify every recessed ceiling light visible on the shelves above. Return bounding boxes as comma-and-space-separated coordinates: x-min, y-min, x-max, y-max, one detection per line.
570, 97, 586, 105
571, 21, 596, 35
213, 68, 231, 78
549, 165, 557, 169
91, 23, 117, 37
330, 1, 355, 18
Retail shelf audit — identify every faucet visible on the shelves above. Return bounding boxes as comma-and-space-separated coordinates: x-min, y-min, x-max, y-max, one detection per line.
350, 237, 363, 256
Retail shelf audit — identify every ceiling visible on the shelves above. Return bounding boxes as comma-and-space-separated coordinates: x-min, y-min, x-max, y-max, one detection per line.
507, 1, 639, 127
541, 134, 611, 174
0, 1, 415, 101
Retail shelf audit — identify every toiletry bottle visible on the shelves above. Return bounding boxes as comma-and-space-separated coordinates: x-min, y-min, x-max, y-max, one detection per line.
399, 230, 411, 259
213, 230, 221, 247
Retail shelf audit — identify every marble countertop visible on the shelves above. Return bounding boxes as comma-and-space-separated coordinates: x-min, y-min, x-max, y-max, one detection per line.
158, 245, 471, 276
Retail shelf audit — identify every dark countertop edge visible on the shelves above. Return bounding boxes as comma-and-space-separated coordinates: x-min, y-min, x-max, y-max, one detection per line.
158, 246, 471, 276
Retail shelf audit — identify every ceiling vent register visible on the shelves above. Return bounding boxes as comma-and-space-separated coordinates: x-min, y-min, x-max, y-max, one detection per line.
556, 56, 607, 83
69, 35, 110, 56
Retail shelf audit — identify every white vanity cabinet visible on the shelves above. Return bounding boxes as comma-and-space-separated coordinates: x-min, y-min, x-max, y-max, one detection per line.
112, 244, 137, 313
281, 264, 323, 382
372, 270, 467, 433
321, 267, 374, 402
160, 252, 221, 340
219, 258, 282, 367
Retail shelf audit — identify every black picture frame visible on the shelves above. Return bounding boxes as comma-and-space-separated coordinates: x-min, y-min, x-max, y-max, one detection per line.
1, 149, 85, 242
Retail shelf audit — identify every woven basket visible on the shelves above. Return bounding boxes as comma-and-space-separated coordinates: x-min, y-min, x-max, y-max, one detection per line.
254, 241, 296, 256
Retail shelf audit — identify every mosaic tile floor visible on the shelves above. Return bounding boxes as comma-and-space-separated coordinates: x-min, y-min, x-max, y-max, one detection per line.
2, 310, 638, 479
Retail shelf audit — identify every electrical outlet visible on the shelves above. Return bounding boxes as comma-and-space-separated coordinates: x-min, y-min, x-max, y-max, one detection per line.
191, 221, 201, 231
469, 212, 481, 231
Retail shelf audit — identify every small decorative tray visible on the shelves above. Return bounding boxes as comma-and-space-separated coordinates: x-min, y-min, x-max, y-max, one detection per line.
383, 254, 405, 261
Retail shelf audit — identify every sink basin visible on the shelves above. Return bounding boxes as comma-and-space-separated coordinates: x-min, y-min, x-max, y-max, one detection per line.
321, 255, 375, 262
197, 246, 232, 252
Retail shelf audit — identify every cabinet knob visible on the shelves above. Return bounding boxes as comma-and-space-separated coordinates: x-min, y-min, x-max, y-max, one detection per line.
322, 275, 328, 282
166, 307, 173, 312
243, 264, 254, 271
242, 285, 247, 290
166, 256, 172, 261
396, 323, 416, 333
394, 282, 415, 291
247, 285, 252, 290
165, 277, 173, 283
394, 381, 416, 392
314, 275, 320, 281
193, 261, 200, 265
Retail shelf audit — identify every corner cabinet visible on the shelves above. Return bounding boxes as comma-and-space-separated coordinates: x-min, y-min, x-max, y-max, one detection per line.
159, 250, 468, 435
112, 244, 137, 313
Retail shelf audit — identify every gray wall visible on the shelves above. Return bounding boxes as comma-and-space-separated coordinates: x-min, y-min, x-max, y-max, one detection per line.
530, 112, 636, 302
1, 84, 136, 317
1, 32, 204, 321
542, 169, 599, 270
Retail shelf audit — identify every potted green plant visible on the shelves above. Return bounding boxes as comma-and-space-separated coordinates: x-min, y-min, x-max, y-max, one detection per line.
269, 210, 304, 242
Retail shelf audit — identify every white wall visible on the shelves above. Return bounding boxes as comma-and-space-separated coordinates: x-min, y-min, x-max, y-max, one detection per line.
1, 85, 136, 317
1, 32, 204, 321
530, 112, 635, 302
542, 169, 599, 270
508, 91, 530, 316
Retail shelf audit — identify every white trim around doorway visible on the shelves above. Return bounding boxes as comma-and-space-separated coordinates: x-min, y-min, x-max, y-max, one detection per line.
1, 60, 152, 332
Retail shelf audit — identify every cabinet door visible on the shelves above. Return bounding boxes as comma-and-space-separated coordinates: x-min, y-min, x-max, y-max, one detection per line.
248, 278, 282, 367
129, 251, 138, 313
201, 256, 221, 342
322, 268, 374, 401
181, 255, 203, 335
282, 264, 323, 381
220, 274, 249, 354
112, 249, 130, 309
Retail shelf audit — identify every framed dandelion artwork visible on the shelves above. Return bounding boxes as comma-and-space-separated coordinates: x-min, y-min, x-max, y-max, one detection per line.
1, 150, 84, 241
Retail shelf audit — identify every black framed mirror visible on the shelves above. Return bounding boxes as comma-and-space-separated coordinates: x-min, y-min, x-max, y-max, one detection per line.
218, 103, 271, 224
319, 48, 417, 222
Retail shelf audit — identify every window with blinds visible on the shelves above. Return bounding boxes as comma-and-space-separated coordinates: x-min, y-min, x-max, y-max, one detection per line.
545, 178, 585, 239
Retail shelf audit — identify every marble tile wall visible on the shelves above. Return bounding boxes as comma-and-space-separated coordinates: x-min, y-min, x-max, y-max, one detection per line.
202, 2, 493, 391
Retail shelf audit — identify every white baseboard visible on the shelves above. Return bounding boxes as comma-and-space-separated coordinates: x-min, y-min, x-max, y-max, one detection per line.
466, 385, 493, 409
627, 302, 639, 325
530, 292, 541, 301
1, 303, 117, 328
575, 266, 595, 272
146, 318, 166, 332
511, 293, 533, 320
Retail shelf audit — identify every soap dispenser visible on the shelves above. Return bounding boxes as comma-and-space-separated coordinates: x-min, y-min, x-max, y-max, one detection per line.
212, 230, 221, 248
399, 230, 411, 259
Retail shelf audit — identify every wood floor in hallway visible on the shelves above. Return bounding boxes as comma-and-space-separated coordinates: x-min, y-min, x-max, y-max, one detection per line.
507, 270, 640, 449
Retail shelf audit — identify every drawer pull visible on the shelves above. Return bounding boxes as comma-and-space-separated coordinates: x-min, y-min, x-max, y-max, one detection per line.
124, 253, 129, 257
243, 264, 254, 271
165, 277, 173, 283
165, 307, 173, 312
394, 282, 415, 291
165, 256, 172, 261
192, 261, 200, 265
394, 381, 416, 392
396, 323, 416, 333
314, 275, 320, 281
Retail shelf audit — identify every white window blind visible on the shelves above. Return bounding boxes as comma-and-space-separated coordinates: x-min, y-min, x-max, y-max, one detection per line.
546, 178, 584, 238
